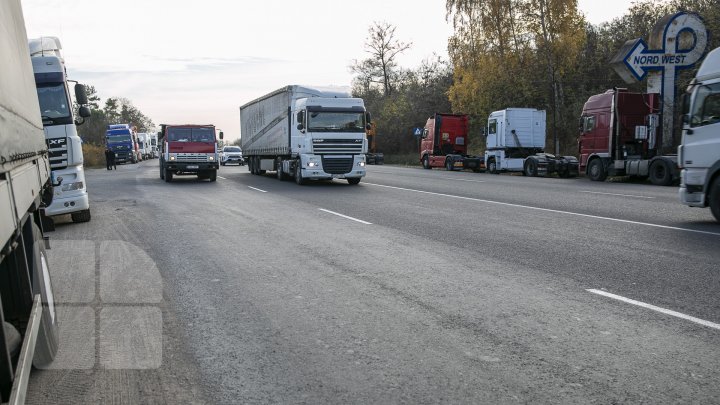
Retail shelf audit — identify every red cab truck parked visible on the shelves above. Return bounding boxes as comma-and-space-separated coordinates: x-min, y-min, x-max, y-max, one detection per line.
420, 113, 483, 171
578, 88, 678, 185
158, 124, 222, 182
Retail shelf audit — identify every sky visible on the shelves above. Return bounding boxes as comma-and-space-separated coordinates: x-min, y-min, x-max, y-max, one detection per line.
21, 0, 636, 142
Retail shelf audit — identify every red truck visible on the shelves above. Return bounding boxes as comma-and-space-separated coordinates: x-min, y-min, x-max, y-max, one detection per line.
578, 88, 678, 185
419, 113, 483, 171
159, 124, 222, 182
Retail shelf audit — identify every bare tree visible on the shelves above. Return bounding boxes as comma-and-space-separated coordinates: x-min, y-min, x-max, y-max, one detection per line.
351, 21, 412, 96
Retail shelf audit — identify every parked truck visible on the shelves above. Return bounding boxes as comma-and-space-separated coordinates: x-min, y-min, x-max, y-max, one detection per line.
28, 36, 92, 222
679, 46, 720, 221
420, 113, 483, 172
578, 89, 679, 185
485, 109, 579, 177
106, 124, 140, 164
365, 121, 384, 165
240, 85, 369, 185
158, 124, 221, 182
137, 132, 154, 159
1, 1, 60, 401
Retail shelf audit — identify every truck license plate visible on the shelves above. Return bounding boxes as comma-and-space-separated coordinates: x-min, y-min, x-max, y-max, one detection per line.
187, 165, 199, 169
454, 162, 463, 167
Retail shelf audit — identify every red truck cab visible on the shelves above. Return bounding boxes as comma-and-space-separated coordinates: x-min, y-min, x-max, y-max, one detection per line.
159, 124, 222, 182
420, 113, 483, 171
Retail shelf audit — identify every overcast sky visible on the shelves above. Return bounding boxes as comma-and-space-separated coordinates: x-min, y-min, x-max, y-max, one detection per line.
21, 0, 636, 141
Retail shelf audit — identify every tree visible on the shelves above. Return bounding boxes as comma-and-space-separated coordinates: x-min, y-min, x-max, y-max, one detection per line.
351, 22, 412, 96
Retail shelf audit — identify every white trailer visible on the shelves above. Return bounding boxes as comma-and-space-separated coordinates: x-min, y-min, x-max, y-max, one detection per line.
679, 46, 720, 221
485, 108, 579, 177
1, 1, 60, 402
240, 85, 369, 185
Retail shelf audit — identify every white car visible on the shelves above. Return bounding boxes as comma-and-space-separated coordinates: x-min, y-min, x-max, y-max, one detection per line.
221, 146, 244, 166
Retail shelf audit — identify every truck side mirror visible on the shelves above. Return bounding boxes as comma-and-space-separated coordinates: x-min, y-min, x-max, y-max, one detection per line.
219, 131, 224, 140
366, 112, 371, 122
78, 106, 91, 118
74, 84, 89, 105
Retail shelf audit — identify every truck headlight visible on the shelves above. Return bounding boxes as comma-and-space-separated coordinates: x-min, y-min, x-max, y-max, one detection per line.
308, 161, 319, 167
169, 155, 176, 161
358, 162, 366, 167
209, 156, 215, 161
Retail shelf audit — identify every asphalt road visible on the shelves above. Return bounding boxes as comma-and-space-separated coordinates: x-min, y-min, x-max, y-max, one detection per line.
27, 160, 720, 404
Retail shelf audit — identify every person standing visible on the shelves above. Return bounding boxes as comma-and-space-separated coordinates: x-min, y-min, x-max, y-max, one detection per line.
105, 148, 116, 170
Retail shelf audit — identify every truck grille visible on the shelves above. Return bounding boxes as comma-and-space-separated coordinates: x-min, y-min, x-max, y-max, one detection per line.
46, 137, 68, 170
322, 157, 353, 174
312, 139, 363, 154
176, 153, 209, 162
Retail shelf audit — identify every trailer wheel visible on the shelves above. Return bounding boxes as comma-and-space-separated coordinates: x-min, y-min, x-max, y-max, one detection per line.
422, 155, 431, 170
649, 160, 673, 186
587, 159, 607, 182
445, 158, 454, 171
524, 159, 538, 177
709, 177, 720, 222
28, 223, 59, 368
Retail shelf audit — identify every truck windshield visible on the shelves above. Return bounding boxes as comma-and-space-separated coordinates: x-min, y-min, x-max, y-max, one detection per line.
307, 112, 365, 133
107, 135, 132, 143
36, 83, 72, 124
690, 83, 720, 127
224, 147, 241, 152
167, 127, 215, 142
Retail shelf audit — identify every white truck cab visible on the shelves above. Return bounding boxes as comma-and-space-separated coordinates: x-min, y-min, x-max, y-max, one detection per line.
679, 47, 720, 221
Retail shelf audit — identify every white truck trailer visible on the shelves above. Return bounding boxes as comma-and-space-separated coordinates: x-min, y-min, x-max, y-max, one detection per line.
484, 108, 579, 177
240, 85, 369, 185
28, 36, 92, 222
1, 1, 60, 402
679, 46, 720, 221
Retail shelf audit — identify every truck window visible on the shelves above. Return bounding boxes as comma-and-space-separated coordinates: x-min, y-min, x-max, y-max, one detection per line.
488, 119, 497, 135
168, 127, 215, 142
307, 111, 365, 132
583, 116, 596, 133
690, 83, 720, 127
36, 84, 71, 119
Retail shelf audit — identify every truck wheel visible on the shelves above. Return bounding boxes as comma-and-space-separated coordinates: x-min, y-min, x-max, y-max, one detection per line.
209, 171, 217, 182
28, 223, 59, 368
276, 164, 285, 181
295, 162, 306, 185
165, 169, 173, 182
487, 158, 497, 174
71, 209, 91, 223
160, 165, 165, 180
587, 159, 607, 181
709, 177, 720, 222
524, 159, 538, 177
649, 160, 673, 186
422, 156, 431, 170
445, 159, 454, 171
347, 178, 361, 185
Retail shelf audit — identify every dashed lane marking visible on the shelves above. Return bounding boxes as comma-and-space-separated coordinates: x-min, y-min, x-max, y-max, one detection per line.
319, 209, 372, 225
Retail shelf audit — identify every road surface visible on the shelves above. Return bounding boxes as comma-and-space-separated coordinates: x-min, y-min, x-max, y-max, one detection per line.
27, 160, 720, 404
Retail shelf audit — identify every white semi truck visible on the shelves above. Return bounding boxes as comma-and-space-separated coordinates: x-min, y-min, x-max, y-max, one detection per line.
1, 1, 60, 402
240, 85, 369, 185
28, 36, 92, 223
679, 47, 720, 221
484, 108, 579, 177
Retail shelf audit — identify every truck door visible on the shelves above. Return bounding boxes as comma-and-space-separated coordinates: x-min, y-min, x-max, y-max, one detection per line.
684, 82, 720, 169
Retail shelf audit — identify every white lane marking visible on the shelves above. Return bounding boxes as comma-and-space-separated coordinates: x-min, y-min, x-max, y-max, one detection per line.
248, 186, 267, 193
319, 209, 372, 225
364, 182, 720, 237
580, 190, 655, 199
587, 289, 720, 331
438, 177, 486, 183
217, 176, 227, 180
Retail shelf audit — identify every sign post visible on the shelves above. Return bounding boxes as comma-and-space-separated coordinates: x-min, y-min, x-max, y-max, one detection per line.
610, 12, 708, 154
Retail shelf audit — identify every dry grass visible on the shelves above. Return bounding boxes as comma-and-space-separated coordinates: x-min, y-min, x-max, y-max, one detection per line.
381, 153, 421, 166
82, 144, 106, 168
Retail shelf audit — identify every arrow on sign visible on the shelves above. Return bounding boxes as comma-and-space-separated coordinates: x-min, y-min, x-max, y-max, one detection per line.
413, 127, 423, 137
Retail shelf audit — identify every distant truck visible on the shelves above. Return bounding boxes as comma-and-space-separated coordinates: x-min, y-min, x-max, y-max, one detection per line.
158, 124, 221, 182
149, 133, 159, 158
365, 121, 384, 165
485, 109, 578, 177
679, 46, 720, 221
28, 36, 92, 222
137, 132, 155, 159
240, 85, 369, 185
420, 113, 483, 172
1, 0, 60, 401
106, 124, 140, 163
578, 88, 678, 185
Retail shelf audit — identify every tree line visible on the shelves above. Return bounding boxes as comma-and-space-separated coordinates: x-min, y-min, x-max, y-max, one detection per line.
76, 85, 155, 145
351, 0, 720, 157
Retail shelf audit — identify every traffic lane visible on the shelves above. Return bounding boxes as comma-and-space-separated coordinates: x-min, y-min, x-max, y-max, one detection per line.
358, 165, 718, 228
222, 173, 720, 324
147, 177, 719, 403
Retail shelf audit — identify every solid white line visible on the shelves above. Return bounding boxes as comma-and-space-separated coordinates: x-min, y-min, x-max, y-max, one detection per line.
580, 190, 655, 199
319, 208, 372, 225
364, 182, 720, 237
248, 186, 267, 193
217, 176, 228, 180
438, 177, 486, 183
587, 289, 720, 331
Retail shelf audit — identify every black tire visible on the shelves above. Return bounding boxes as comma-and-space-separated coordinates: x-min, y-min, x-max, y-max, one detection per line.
587, 159, 606, 182
445, 158, 454, 171
422, 155, 431, 170
160, 164, 165, 180
165, 169, 173, 182
649, 160, 673, 186
28, 223, 59, 368
209, 171, 217, 182
221, 162, 225, 166
198, 172, 209, 180
71, 209, 91, 223
276, 163, 285, 181
709, 177, 720, 222
487, 158, 497, 174
524, 159, 538, 177
347, 178, 361, 185
295, 161, 306, 185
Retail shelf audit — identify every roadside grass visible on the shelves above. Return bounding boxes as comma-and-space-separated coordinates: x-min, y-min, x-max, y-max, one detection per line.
82, 144, 105, 168
380, 153, 421, 166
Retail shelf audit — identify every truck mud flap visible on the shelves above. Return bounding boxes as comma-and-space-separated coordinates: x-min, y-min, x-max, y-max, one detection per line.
8, 295, 42, 405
